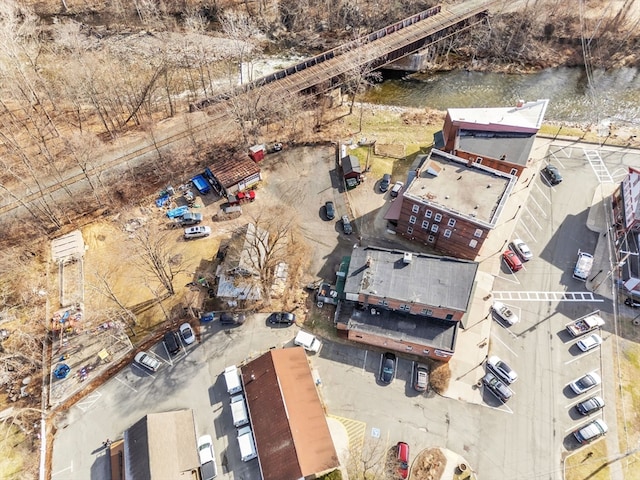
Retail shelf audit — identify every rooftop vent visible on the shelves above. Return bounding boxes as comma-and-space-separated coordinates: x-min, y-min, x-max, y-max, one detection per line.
403, 252, 413, 264
516, 99, 524, 108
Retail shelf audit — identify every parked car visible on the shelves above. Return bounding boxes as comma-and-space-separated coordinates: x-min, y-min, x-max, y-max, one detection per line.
502, 249, 523, 272
396, 442, 410, 479
577, 333, 603, 352
414, 363, 428, 392
570, 371, 601, 395
379, 173, 392, 192
380, 352, 396, 384
200, 311, 216, 323
163, 331, 181, 355
482, 371, 513, 402
573, 419, 608, 444
486, 355, 518, 384
268, 312, 296, 326
341, 215, 353, 235
492, 301, 519, 326
178, 211, 203, 226
179, 322, 195, 345
197, 434, 218, 480
134, 351, 160, 372
184, 226, 211, 239
625, 297, 640, 308
324, 201, 335, 220
390, 181, 404, 198
543, 164, 563, 185
575, 396, 605, 416
512, 238, 533, 261
220, 312, 246, 326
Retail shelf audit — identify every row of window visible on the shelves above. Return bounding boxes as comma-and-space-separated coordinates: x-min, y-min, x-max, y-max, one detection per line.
406, 226, 479, 248
377, 299, 435, 316
410, 204, 457, 226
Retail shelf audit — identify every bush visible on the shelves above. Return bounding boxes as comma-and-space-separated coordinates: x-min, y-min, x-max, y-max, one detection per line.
428, 360, 451, 394
318, 469, 343, 480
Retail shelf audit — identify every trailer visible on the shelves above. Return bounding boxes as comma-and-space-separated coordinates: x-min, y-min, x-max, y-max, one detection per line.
566, 313, 605, 337
237, 426, 257, 462
223, 365, 242, 395
230, 394, 249, 427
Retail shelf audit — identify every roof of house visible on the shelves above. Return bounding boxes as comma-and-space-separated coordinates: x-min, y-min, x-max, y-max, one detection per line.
404, 150, 516, 228
342, 155, 362, 175
224, 223, 269, 276
51, 230, 85, 263
448, 99, 549, 132
242, 348, 339, 480
343, 246, 478, 312
124, 410, 198, 480
208, 154, 261, 188
457, 130, 535, 167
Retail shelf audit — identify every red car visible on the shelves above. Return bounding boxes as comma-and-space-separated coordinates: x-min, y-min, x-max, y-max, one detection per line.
397, 442, 409, 479
502, 249, 523, 272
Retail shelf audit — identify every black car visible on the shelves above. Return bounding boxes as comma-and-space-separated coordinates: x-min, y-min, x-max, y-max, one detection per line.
220, 312, 246, 326
543, 164, 563, 185
325, 201, 335, 220
379, 173, 392, 192
380, 352, 397, 384
625, 297, 640, 308
163, 330, 180, 355
268, 312, 296, 326
341, 215, 353, 235
575, 396, 605, 415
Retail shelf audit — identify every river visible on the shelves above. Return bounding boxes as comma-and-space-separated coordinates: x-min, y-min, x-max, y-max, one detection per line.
362, 67, 640, 126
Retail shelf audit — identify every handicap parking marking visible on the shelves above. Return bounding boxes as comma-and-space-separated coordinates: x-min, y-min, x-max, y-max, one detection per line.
76, 391, 102, 412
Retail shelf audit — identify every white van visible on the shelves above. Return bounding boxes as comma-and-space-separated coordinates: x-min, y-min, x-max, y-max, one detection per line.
230, 394, 249, 427
573, 250, 594, 281
294, 331, 322, 353
223, 365, 242, 395
237, 426, 257, 461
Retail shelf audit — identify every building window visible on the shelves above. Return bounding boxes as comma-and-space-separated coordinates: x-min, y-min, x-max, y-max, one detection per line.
400, 304, 410, 311
469, 239, 478, 248
378, 299, 385, 305
431, 224, 439, 233
409, 215, 417, 224
407, 226, 413, 234
474, 228, 483, 238
405, 345, 413, 351
434, 213, 442, 222
445, 314, 454, 320
422, 309, 433, 316
428, 235, 435, 243
425, 210, 432, 219
423, 349, 430, 355
412, 204, 420, 214
444, 229, 452, 238
382, 300, 388, 306
510, 168, 518, 175
421, 220, 429, 230
448, 218, 456, 227
476, 157, 483, 164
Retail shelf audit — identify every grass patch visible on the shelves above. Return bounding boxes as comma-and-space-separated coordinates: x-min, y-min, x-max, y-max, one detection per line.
0, 426, 30, 480
564, 440, 610, 480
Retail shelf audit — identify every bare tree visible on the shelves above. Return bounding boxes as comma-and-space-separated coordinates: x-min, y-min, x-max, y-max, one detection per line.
346, 436, 388, 480
88, 269, 138, 327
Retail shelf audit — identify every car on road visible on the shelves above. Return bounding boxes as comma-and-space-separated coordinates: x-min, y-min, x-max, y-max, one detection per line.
220, 312, 246, 326
492, 301, 519, 326
575, 396, 605, 416
577, 333, 603, 352
379, 173, 392, 192
482, 371, 513, 402
502, 249, 523, 272
163, 330, 181, 355
543, 164, 563, 185
134, 351, 160, 372
341, 215, 353, 235
396, 442, 410, 479
487, 355, 518, 384
324, 201, 335, 220
512, 238, 533, 261
573, 419, 608, 444
414, 363, 429, 392
390, 181, 404, 198
197, 434, 218, 480
268, 312, 296, 326
569, 371, 601, 395
184, 225, 211, 239
380, 352, 396, 384
179, 322, 195, 345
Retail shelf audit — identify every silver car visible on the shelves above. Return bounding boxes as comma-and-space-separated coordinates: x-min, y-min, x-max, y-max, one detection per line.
512, 238, 533, 261
184, 225, 211, 239
487, 355, 518, 384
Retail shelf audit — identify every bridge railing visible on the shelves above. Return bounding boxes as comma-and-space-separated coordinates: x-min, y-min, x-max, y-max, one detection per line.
190, 5, 442, 111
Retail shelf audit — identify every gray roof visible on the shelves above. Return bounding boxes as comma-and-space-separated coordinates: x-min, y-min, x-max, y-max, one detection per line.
458, 130, 535, 167
342, 155, 362, 175
344, 246, 478, 312
124, 410, 199, 480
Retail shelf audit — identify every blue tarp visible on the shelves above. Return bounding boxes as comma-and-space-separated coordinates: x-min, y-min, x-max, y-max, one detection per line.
166, 206, 189, 218
192, 175, 211, 195
156, 194, 170, 207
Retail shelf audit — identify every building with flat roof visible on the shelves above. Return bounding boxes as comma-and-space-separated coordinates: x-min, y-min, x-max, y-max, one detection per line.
388, 149, 516, 259
242, 348, 339, 480
337, 245, 478, 361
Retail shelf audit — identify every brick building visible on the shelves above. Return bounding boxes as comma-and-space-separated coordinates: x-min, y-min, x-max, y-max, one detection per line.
437, 99, 548, 178
387, 149, 516, 260
612, 167, 640, 300
337, 246, 478, 361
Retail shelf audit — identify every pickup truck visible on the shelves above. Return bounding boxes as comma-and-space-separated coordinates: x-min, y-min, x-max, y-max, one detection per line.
566, 314, 605, 337
178, 211, 203, 226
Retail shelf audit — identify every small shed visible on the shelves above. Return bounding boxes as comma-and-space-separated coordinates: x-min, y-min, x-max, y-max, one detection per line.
342, 155, 362, 189
249, 144, 266, 162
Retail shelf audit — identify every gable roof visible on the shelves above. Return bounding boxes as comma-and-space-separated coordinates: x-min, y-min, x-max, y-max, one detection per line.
124, 410, 199, 480
342, 155, 362, 175
343, 246, 478, 312
208, 154, 261, 188
242, 348, 339, 480
225, 223, 269, 276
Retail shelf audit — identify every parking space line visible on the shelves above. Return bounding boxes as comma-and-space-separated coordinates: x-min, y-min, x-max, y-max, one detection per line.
550, 150, 569, 165
564, 348, 600, 365
76, 391, 102, 412
523, 207, 544, 230
118, 370, 144, 389
52, 462, 73, 477
528, 196, 548, 219
362, 350, 368, 375
534, 183, 551, 204
518, 222, 537, 242
564, 415, 603, 434
492, 332, 518, 354
479, 387, 514, 413
497, 272, 521, 285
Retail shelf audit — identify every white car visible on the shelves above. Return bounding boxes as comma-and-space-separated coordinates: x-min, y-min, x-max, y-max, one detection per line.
134, 351, 160, 372
487, 355, 518, 384
197, 434, 218, 480
577, 333, 603, 352
184, 226, 211, 239
512, 239, 533, 261
569, 371, 601, 395
179, 322, 196, 345
492, 301, 519, 325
